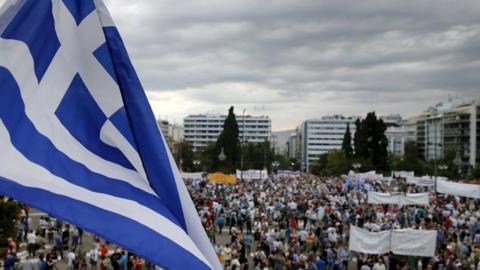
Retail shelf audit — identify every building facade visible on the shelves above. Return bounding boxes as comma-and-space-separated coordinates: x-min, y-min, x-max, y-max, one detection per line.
381, 113, 403, 127
157, 119, 184, 158
405, 98, 480, 172
183, 114, 272, 151
287, 133, 297, 159
385, 125, 407, 156
297, 115, 359, 171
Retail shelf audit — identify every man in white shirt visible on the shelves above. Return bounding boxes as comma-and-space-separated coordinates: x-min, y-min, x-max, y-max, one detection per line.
288, 201, 298, 211
67, 249, 76, 270
89, 248, 99, 270
26, 231, 36, 256
317, 206, 325, 221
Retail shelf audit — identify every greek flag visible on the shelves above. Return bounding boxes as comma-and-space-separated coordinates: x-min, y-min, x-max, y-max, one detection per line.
0, 1, 221, 269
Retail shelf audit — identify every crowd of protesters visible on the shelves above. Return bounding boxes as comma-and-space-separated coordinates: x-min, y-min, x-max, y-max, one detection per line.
186, 172, 480, 270
4, 171, 480, 270
3, 205, 147, 270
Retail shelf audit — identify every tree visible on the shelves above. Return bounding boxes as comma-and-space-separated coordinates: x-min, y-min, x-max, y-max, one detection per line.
288, 158, 301, 171
200, 142, 217, 172
354, 118, 369, 166
324, 150, 349, 176
342, 123, 353, 159
0, 200, 19, 250
396, 141, 425, 175
310, 153, 328, 175
438, 148, 460, 179
244, 141, 274, 171
470, 163, 480, 180
178, 141, 195, 172
353, 112, 389, 171
310, 150, 349, 176
214, 106, 240, 173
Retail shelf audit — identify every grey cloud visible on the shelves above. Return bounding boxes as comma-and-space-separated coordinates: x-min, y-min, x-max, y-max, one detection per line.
103, 0, 480, 129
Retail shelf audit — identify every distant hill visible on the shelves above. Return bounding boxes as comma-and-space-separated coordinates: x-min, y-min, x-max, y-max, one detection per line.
272, 129, 295, 151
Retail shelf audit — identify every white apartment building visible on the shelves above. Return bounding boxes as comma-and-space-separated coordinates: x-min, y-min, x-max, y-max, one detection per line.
183, 114, 271, 151
386, 125, 407, 156
158, 119, 184, 143
298, 115, 359, 171
405, 98, 480, 173
287, 133, 297, 159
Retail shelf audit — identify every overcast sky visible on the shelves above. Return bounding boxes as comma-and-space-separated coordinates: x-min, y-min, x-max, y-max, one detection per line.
2, 1, 480, 131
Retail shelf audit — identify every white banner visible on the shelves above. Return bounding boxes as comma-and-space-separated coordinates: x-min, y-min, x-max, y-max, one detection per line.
437, 179, 480, 199
236, 169, 268, 180
402, 193, 430, 206
391, 229, 437, 257
368, 192, 429, 206
368, 192, 400, 204
277, 170, 301, 175
393, 171, 415, 178
418, 177, 436, 187
181, 172, 204, 180
349, 226, 391, 254
382, 176, 393, 182
349, 226, 437, 257
406, 176, 435, 187
357, 171, 383, 181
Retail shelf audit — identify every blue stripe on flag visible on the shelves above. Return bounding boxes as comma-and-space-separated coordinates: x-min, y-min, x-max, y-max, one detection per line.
0, 178, 211, 270
93, 42, 119, 84
109, 108, 138, 151
1, 0, 60, 82
55, 73, 135, 170
0, 67, 182, 229
62, 0, 96, 25
102, 26, 188, 230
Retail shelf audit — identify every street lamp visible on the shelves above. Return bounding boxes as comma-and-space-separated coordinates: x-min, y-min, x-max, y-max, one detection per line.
218, 147, 226, 161
435, 164, 448, 193
352, 163, 361, 171
193, 160, 201, 171
272, 161, 280, 173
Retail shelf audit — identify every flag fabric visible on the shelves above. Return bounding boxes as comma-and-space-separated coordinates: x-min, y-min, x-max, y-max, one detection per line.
0, 1, 221, 269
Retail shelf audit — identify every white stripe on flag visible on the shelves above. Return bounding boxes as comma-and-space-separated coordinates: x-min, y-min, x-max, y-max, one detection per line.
163, 131, 223, 270
100, 120, 148, 180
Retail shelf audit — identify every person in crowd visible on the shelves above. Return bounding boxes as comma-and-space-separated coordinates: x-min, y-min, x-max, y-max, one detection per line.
38, 253, 47, 270
4, 247, 17, 270
26, 230, 37, 257
67, 248, 76, 270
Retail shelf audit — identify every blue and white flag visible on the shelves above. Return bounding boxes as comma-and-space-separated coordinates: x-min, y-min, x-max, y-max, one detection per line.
0, 1, 221, 269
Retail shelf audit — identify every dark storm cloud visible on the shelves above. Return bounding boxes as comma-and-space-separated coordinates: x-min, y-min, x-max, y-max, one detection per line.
5, 0, 478, 129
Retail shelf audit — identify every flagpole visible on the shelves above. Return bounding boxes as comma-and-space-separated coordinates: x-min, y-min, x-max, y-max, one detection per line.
240, 109, 245, 181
